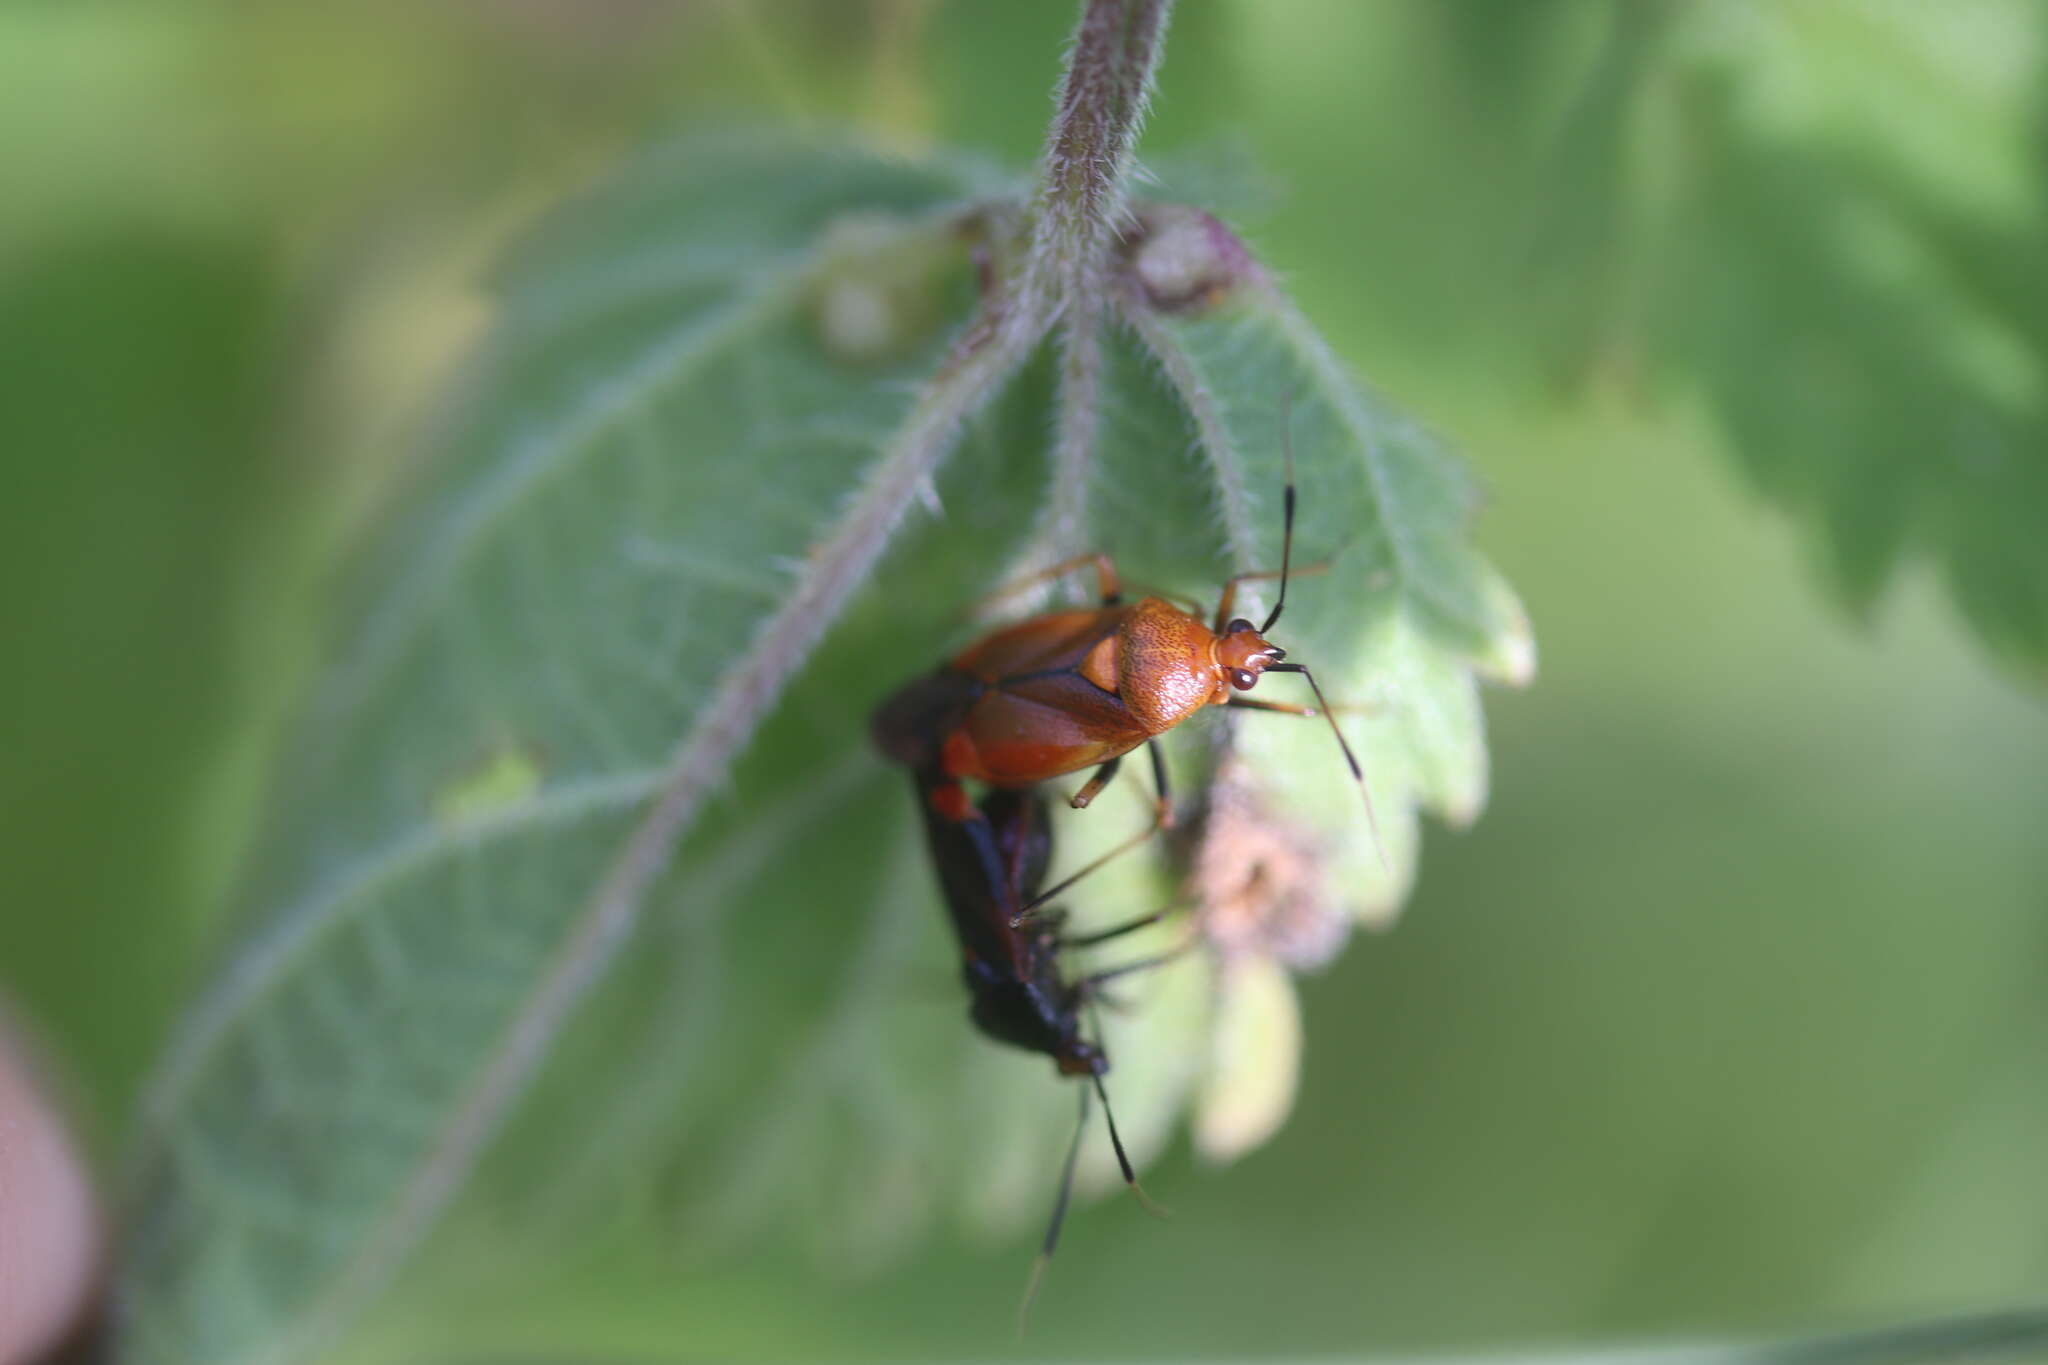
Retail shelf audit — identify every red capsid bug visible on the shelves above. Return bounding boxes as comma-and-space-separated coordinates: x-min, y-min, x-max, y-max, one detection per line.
871, 405, 1379, 922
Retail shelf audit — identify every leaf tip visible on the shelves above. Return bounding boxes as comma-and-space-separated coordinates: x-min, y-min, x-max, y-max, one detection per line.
1194, 956, 1302, 1164
1474, 566, 1538, 689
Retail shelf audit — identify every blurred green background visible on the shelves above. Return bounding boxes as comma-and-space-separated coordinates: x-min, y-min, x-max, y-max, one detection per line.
3, 1, 2045, 1359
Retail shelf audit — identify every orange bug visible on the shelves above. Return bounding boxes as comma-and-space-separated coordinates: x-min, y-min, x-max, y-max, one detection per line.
873, 443, 1372, 915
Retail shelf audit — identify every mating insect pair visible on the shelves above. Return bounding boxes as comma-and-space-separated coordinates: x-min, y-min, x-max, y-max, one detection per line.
869, 435, 1370, 1317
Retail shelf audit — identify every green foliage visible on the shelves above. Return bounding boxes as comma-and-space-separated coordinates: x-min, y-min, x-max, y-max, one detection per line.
6, 3, 2043, 1363
1522, 2, 2048, 673
118, 139, 996, 1363
116, 96, 1531, 1359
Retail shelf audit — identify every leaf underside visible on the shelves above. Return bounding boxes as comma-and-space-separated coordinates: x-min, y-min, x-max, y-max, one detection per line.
117, 135, 1526, 1363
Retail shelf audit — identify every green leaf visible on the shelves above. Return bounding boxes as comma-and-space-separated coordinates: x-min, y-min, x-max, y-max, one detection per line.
1528, 3, 2048, 675
1664, 78, 2048, 671
500, 227, 1533, 1241
118, 141, 1527, 1365
116, 136, 1019, 1364
1119, 276, 1531, 918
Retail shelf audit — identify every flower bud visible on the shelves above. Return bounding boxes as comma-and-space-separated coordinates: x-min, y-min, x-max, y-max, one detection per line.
1124, 204, 1258, 314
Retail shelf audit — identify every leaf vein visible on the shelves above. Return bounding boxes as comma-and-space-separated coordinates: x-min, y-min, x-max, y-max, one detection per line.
1259, 290, 1493, 639
321, 279, 803, 731
135, 768, 666, 1160
283, 286, 1055, 1360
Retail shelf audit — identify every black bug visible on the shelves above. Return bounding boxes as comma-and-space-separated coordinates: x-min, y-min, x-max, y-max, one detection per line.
900, 770, 1179, 1321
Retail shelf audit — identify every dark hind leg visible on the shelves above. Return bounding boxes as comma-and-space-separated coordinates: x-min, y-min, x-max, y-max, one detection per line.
1064, 903, 1178, 949
1020, 740, 1175, 925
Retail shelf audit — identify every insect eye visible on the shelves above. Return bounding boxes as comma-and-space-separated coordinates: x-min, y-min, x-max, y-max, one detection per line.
1230, 668, 1257, 690
1225, 617, 1255, 635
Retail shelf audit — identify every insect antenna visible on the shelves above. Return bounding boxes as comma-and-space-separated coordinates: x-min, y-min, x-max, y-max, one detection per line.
1267, 661, 1387, 870
1018, 1083, 1091, 1336
1260, 390, 1299, 635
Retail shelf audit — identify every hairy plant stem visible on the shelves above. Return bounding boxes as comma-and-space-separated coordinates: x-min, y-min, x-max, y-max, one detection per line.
1021, 0, 1174, 315
177, 7, 1188, 1362
1013, 0, 1176, 574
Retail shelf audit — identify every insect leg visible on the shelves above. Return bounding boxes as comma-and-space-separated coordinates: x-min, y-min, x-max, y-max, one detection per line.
1093, 1073, 1167, 1217
1072, 738, 1173, 817
1063, 902, 1179, 949
1226, 694, 1381, 718
1224, 695, 1318, 717
1011, 802, 1167, 927
1209, 560, 1335, 634
1067, 753, 1121, 810
1018, 1082, 1091, 1335
1083, 936, 1198, 989
975, 552, 1123, 616
1146, 739, 1173, 824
